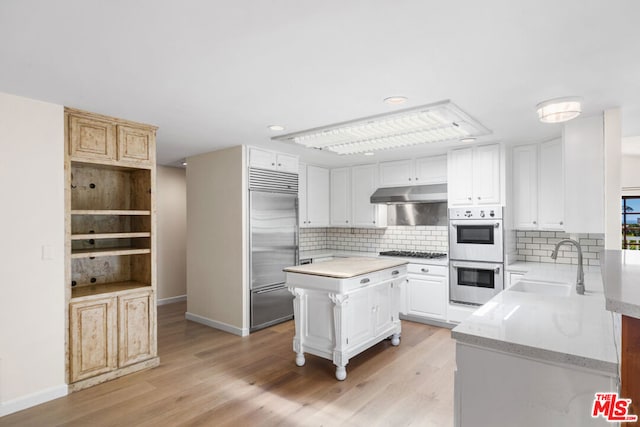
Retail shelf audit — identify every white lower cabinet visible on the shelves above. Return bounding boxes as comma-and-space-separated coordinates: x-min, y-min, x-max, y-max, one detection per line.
402, 264, 448, 322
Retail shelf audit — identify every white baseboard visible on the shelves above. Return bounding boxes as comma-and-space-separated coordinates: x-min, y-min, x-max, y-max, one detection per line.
185, 312, 249, 337
157, 294, 187, 306
0, 384, 68, 417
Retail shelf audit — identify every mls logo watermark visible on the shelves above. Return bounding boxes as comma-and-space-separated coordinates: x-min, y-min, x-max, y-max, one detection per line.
592, 393, 638, 423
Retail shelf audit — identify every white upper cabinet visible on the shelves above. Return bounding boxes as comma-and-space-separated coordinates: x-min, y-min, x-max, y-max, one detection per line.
448, 147, 475, 205
379, 155, 447, 187
351, 164, 386, 227
511, 139, 565, 231
448, 144, 501, 206
538, 139, 564, 230
379, 159, 414, 186
330, 167, 351, 226
512, 144, 539, 229
563, 116, 604, 233
249, 147, 298, 173
473, 144, 501, 204
299, 163, 330, 228
415, 155, 447, 184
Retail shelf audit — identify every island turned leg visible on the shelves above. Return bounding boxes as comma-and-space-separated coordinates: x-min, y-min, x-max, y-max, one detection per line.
330, 293, 349, 381
289, 287, 305, 367
391, 333, 400, 346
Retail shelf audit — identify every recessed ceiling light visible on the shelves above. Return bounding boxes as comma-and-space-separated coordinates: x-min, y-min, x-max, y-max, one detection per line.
363, 152, 375, 156
536, 97, 582, 123
268, 125, 285, 131
460, 137, 476, 143
182, 161, 187, 166
383, 96, 408, 106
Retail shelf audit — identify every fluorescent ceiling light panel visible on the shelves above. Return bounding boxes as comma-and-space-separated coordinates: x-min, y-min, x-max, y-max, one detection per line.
272, 100, 490, 155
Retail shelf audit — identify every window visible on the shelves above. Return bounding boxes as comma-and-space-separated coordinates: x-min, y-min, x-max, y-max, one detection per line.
622, 197, 640, 250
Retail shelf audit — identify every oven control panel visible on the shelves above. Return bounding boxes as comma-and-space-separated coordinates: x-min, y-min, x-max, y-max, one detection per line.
449, 206, 503, 220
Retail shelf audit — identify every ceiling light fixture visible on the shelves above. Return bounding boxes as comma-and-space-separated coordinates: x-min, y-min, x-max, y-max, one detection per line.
460, 137, 476, 143
272, 100, 491, 155
181, 161, 187, 166
268, 125, 285, 131
536, 97, 582, 123
363, 152, 375, 156
383, 96, 408, 106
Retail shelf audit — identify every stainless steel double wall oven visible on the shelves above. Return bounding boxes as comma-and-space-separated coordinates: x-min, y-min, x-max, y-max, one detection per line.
449, 206, 504, 306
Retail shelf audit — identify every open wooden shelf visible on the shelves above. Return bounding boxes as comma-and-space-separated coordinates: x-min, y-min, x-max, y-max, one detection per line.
71, 247, 151, 258
71, 209, 151, 216
71, 280, 151, 300
71, 232, 151, 240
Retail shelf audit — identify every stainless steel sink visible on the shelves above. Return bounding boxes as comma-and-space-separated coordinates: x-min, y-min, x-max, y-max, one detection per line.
508, 280, 572, 296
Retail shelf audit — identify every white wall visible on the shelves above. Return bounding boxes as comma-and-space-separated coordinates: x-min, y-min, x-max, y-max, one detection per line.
0, 92, 67, 415
156, 166, 187, 303
186, 146, 248, 336
622, 155, 640, 194
604, 108, 622, 250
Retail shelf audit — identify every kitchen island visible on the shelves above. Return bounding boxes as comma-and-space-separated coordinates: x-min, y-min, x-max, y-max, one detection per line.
284, 257, 408, 380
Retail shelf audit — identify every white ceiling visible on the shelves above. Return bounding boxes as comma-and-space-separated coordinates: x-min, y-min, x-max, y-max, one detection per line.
1, 0, 639, 167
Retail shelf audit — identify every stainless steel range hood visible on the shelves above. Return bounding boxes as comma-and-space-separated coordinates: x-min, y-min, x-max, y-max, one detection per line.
370, 184, 447, 204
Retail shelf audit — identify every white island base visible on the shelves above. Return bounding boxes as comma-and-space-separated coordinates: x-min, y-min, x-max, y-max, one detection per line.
284, 257, 407, 380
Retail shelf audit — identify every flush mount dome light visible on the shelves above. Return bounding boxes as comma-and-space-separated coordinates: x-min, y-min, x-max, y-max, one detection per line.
272, 100, 491, 155
536, 97, 582, 123
268, 125, 285, 131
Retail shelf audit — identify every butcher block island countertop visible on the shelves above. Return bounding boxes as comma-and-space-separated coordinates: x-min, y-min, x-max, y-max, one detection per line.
284, 257, 408, 278
284, 258, 408, 380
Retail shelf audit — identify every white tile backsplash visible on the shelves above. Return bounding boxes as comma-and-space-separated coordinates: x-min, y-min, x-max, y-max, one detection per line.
514, 231, 604, 265
299, 226, 448, 254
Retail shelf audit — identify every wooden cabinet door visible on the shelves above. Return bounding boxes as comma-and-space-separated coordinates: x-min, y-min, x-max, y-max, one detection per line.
379, 159, 414, 187
473, 144, 501, 205
415, 155, 447, 184
330, 168, 351, 226
512, 144, 538, 229
117, 125, 154, 166
448, 147, 474, 205
307, 165, 330, 227
538, 139, 564, 230
69, 115, 116, 162
70, 297, 117, 382
118, 291, 154, 367
351, 164, 378, 227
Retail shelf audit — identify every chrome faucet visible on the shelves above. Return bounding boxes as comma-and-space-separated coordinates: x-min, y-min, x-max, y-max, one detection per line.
550, 239, 585, 295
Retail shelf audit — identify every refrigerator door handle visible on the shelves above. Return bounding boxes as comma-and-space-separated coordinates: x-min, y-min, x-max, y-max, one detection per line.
254, 285, 286, 294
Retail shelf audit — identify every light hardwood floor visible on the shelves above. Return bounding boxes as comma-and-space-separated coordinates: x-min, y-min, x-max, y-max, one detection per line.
1, 302, 455, 427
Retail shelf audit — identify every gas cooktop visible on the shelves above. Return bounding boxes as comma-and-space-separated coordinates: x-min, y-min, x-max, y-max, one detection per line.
379, 250, 447, 259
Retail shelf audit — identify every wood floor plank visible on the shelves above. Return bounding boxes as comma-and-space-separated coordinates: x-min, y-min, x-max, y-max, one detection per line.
0, 302, 455, 427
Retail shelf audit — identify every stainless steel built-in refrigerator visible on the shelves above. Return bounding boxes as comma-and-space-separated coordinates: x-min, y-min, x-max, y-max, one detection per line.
249, 168, 298, 331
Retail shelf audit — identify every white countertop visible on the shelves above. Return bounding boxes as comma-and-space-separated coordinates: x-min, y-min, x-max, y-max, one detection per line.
284, 257, 408, 278
299, 249, 449, 266
453, 261, 618, 374
601, 249, 640, 319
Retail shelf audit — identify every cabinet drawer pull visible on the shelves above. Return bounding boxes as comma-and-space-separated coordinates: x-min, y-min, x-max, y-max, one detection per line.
360, 278, 370, 284
392, 270, 399, 276
421, 268, 429, 273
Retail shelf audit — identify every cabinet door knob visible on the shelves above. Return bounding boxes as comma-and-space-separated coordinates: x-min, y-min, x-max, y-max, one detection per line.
560, 221, 564, 225
278, 163, 282, 166
408, 178, 412, 181
533, 221, 537, 224
346, 220, 349, 223
468, 197, 472, 201
421, 268, 429, 273
373, 220, 376, 224
271, 162, 275, 166
477, 196, 481, 200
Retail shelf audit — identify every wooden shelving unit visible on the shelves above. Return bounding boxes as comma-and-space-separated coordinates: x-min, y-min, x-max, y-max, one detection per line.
64, 108, 159, 391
